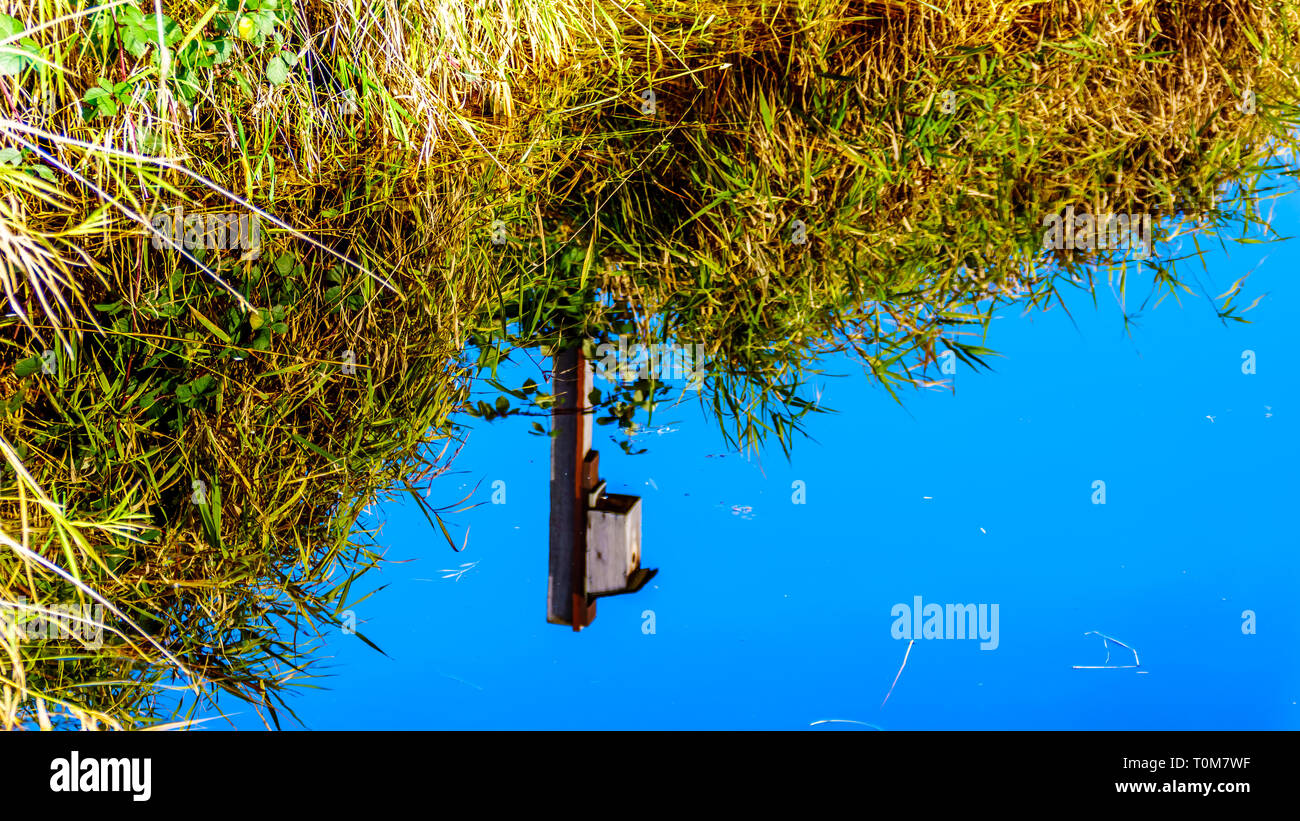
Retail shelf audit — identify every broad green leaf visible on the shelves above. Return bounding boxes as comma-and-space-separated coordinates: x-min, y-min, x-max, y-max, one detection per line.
266, 54, 288, 85
14, 356, 42, 378
0, 15, 39, 76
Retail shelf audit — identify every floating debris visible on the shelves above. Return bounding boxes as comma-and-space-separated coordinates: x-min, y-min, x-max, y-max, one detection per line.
627, 423, 679, 438
881, 639, 915, 709
440, 561, 480, 582
1073, 631, 1140, 669
438, 671, 483, 691
809, 719, 883, 730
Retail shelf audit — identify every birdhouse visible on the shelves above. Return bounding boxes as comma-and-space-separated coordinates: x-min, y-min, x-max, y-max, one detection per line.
547, 348, 657, 631
586, 492, 656, 597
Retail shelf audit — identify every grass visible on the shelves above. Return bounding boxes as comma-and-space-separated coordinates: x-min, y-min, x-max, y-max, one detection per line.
0, 0, 1298, 729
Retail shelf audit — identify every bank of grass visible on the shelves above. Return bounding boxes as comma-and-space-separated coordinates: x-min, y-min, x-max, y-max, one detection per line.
0, 0, 1297, 729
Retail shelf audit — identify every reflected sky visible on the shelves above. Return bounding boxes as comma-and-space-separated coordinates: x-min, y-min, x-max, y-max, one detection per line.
202, 197, 1299, 731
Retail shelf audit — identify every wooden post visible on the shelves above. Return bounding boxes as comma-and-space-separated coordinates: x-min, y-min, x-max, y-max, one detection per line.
547, 345, 595, 629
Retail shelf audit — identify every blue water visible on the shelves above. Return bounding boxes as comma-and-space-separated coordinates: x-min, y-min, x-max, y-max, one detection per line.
200, 197, 1300, 730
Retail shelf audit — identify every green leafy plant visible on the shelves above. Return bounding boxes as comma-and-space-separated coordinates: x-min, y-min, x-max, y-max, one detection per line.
81, 78, 134, 120
0, 13, 41, 76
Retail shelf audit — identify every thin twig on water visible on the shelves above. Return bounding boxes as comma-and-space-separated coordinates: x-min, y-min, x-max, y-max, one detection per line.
881, 639, 915, 709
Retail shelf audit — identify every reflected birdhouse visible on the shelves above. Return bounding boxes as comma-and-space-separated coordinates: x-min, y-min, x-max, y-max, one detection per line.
548, 348, 656, 631
586, 490, 657, 597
